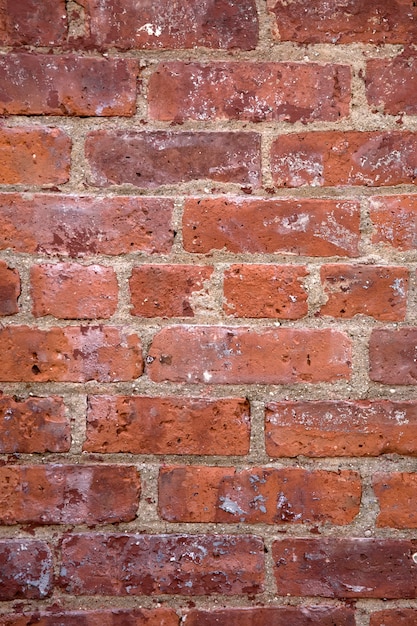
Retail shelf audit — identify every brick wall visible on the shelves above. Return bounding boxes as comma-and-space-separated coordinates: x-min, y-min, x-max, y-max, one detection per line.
0, 1, 417, 625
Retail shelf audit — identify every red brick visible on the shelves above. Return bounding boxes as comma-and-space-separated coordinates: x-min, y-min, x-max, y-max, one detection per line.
370, 328, 417, 385
0, 540, 52, 599
183, 197, 361, 257
265, 400, 417, 457
223, 264, 308, 319
0, 0, 67, 46
159, 466, 361, 525
129, 265, 213, 318
0, 326, 142, 382
85, 131, 261, 188
81, 0, 258, 50
148, 326, 351, 384
367, 55, 417, 116
0, 609, 179, 626
84, 396, 250, 455
0, 128, 71, 185
320, 264, 408, 321
270, 131, 417, 187
369, 195, 417, 251
0, 194, 174, 257
0, 465, 139, 525
0, 395, 69, 453
0, 54, 137, 117
31, 263, 119, 319
0, 261, 20, 316
267, 0, 417, 44
149, 62, 350, 123
184, 607, 355, 626
371, 610, 417, 626
273, 538, 417, 598
374, 473, 417, 528
60, 534, 264, 595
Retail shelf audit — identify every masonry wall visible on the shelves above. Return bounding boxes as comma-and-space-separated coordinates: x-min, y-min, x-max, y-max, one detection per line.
0, 1, 416, 625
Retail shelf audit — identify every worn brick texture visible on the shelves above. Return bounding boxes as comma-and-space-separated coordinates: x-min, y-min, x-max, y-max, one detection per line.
0, 1, 416, 624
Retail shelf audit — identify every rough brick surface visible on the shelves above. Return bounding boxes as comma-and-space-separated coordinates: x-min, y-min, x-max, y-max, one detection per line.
159, 467, 361, 524
129, 265, 213, 318
319, 264, 408, 321
366, 54, 417, 116
0, 194, 174, 256
148, 62, 351, 123
0, 54, 138, 116
183, 198, 361, 256
0, 326, 143, 382
369, 195, 417, 250
270, 131, 417, 187
81, 0, 258, 50
369, 328, 417, 385
267, 0, 417, 44
184, 607, 355, 626
148, 326, 351, 384
84, 396, 250, 455
0, 0, 67, 46
0, 465, 140, 525
0, 395, 69, 453
273, 538, 417, 598
60, 534, 264, 595
223, 265, 308, 319
370, 610, 417, 626
0, 261, 20, 316
86, 131, 261, 188
0, 609, 179, 626
0, 128, 71, 185
265, 400, 417, 457
0, 540, 52, 600
31, 263, 119, 319
374, 473, 417, 528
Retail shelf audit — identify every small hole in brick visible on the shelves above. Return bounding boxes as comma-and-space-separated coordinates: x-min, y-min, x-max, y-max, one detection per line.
32, 364, 41, 375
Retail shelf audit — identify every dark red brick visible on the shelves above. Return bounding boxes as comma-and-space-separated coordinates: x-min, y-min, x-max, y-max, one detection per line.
60, 534, 264, 595
183, 197, 361, 257
184, 607, 355, 626
369, 328, 417, 385
367, 54, 417, 116
369, 195, 417, 251
0, 609, 179, 626
371, 609, 417, 626
0, 261, 20, 316
84, 396, 250, 455
0, 540, 52, 599
0, 0, 67, 46
85, 131, 261, 188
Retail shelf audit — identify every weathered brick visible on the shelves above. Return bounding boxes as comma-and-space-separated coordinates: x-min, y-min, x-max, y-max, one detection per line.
60, 534, 264, 595
374, 473, 417, 528
367, 55, 417, 116
320, 264, 408, 321
81, 0, 258, 50
0, 261, 20, 316
148, 62, 350, 123
267, 0, 417, 44
0, 326, 142, 382
0, 0, 67, 46
265, 400, 417, 457
0, 194, 174, 257
159, 467, 361, 524
369, 328, 417, 385
31, 263, 119, 319
0, 128, 71, 185
0, 395, 69, 453
85, 131, 261, 188
0, 54, 138, 117
148, 326, 351, 384
369, 195, 417, 250
0, 540, 53, 600
129, 265, 213, 318
0, 609, 179, 626
84, 396, 250, 455
223, 264, 308, 319
273, 538, 417, 598
0, 465, 140, 525
184, 607, 355, 626
370, 610, 417, 626
183, 197, 361, 257
270, 131, 417, 187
